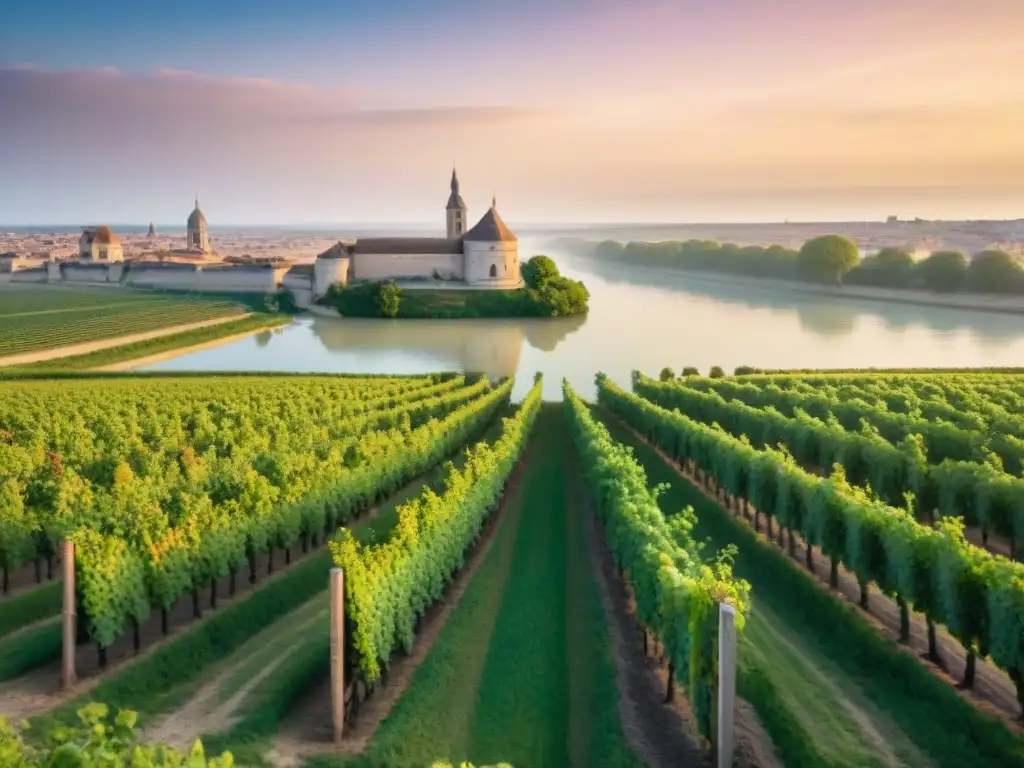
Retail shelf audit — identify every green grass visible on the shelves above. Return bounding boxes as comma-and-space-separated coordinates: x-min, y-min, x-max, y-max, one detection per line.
11, 313, 288, 371
329, 406, 638, 768
0, 618, 61, 682
0, 285, 247, 358
598, 408, 1024, 768
0, 580, 62, 639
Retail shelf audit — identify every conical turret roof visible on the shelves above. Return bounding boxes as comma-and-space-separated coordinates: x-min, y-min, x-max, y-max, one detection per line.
446, 168, 466, 211
464, 203, 516, 242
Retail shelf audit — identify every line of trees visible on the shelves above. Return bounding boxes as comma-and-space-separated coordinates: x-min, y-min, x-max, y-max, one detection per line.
590, 236, 1024, 294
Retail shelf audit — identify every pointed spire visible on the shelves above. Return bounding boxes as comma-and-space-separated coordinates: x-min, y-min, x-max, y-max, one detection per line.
492, 192, 496, 209
450, 167, 459, 194
195, 193, 199, 210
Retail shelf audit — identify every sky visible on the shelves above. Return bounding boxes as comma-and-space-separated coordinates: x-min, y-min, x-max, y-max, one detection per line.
2, 0, 1024, 226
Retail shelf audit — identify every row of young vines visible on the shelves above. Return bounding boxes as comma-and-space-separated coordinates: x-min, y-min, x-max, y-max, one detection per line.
598, 374, 1024, 713
635, 373, 1024, 556
0, 374, 514, 655
330, 374, 544, 696
675, 373, 1024, 471
563, 379, 749, 743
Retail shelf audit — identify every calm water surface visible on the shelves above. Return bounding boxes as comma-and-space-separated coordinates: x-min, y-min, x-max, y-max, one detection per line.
143, 242, 1024, 400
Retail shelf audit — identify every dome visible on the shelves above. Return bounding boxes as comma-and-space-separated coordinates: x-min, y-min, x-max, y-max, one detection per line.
187, 197, 207, 229
92, 225, 120, 245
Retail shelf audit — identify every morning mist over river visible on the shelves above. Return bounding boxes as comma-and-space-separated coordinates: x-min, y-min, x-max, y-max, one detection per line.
143, 239, 1024, 400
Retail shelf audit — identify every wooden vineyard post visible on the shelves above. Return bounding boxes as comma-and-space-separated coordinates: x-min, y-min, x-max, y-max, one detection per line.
330, 567, 345, 744
717, 603, 737, 768
61, 540, 76, 690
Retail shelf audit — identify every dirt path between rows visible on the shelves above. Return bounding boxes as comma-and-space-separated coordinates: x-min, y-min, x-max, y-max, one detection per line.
572, 436, 779, 768
612, 415, 1023, 731
0, 313, 248, 367
265, 446, 534, 766
142, 605, 329, 751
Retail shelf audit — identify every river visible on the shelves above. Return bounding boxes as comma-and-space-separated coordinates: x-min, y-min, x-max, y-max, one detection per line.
140, 240, 1024, 400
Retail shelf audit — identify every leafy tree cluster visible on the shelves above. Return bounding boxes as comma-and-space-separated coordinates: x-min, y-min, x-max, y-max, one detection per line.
565, 377, 750, 742
613, 372, 1024, 709
320, 256, 589, 318
520, 255, 590, 316
330, 376, 542, 688
589, 238, 1024, 295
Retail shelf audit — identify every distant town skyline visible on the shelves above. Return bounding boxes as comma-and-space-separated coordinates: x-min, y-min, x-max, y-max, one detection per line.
2, 0, 1024, 225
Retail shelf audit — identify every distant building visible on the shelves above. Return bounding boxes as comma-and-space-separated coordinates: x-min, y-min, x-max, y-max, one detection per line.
78, 226, 124, 262
313, 168, 522, 292
147, 222, 156, 238
186, 197, 210, 253
886, 215, 899, 224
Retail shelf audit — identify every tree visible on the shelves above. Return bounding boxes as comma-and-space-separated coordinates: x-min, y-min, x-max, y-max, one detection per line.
798, 235, 860, 285
659, 367, 675, 381
594, 240, 624, 260
709, 366, 725, 378
967, 250, 1024, 294
846, 247, 916, 288
918, 250, 968, 293
522, 255, 560, 289
375, 281, 402, 317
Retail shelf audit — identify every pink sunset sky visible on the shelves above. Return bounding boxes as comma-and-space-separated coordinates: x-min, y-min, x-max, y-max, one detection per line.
1, 0, 1023, 225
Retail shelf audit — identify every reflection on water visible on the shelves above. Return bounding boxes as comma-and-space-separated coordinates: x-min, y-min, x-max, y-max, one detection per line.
143, 239, 1024, 400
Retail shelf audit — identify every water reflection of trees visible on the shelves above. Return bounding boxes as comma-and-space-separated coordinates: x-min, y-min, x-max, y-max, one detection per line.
307, 313, 586, 378
569, 255, 1023, 343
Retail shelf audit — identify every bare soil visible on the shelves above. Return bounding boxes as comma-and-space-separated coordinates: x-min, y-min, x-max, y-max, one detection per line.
0, 314, 249, 367
265, 448, 534, 766
1, 556, 62, 597
617, 418, 1024, 731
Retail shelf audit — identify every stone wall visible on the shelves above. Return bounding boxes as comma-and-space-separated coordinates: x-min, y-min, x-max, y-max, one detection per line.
63, 263, 116, 284
352, 252, 463, 282
313, 256, 350, 296
464, 240, 522, 288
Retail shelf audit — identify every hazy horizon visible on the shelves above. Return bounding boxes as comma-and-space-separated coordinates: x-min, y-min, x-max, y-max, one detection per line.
3, 1, 1024, 225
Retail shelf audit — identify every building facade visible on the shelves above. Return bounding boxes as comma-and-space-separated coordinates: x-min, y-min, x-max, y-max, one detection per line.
78, 226, 124, 262
313, 169, 522, 295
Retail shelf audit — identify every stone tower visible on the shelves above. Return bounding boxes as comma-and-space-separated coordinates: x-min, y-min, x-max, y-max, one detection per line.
147, 222, 155, 238
446, 168, 467, 239
186, 196, 210, 253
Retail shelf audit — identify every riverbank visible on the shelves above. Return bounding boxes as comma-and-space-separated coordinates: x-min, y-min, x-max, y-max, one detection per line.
0, 314, 252, 368
95, 317, 290, 371
2, 314, 289, 372
586, 258, 1024, 316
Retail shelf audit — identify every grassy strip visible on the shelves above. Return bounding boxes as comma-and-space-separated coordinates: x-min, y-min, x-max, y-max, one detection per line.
562, 419, 644, 768
599, 409, 1024, 768
0, 580, 62, 639
29, 548, 333, 736
0, 619, 61, 682
467, 408, 571, 765
8, 313, 288, 372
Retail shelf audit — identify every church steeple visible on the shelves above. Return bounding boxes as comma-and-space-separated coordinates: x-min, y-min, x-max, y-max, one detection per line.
446, 166, 468, 238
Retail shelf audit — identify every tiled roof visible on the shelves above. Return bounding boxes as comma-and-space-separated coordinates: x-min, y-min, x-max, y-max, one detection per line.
353, 237, 463, 255
464, 207, 516, 243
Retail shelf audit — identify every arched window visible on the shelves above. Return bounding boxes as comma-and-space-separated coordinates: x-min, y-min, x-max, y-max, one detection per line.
489, 263, 497, 278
